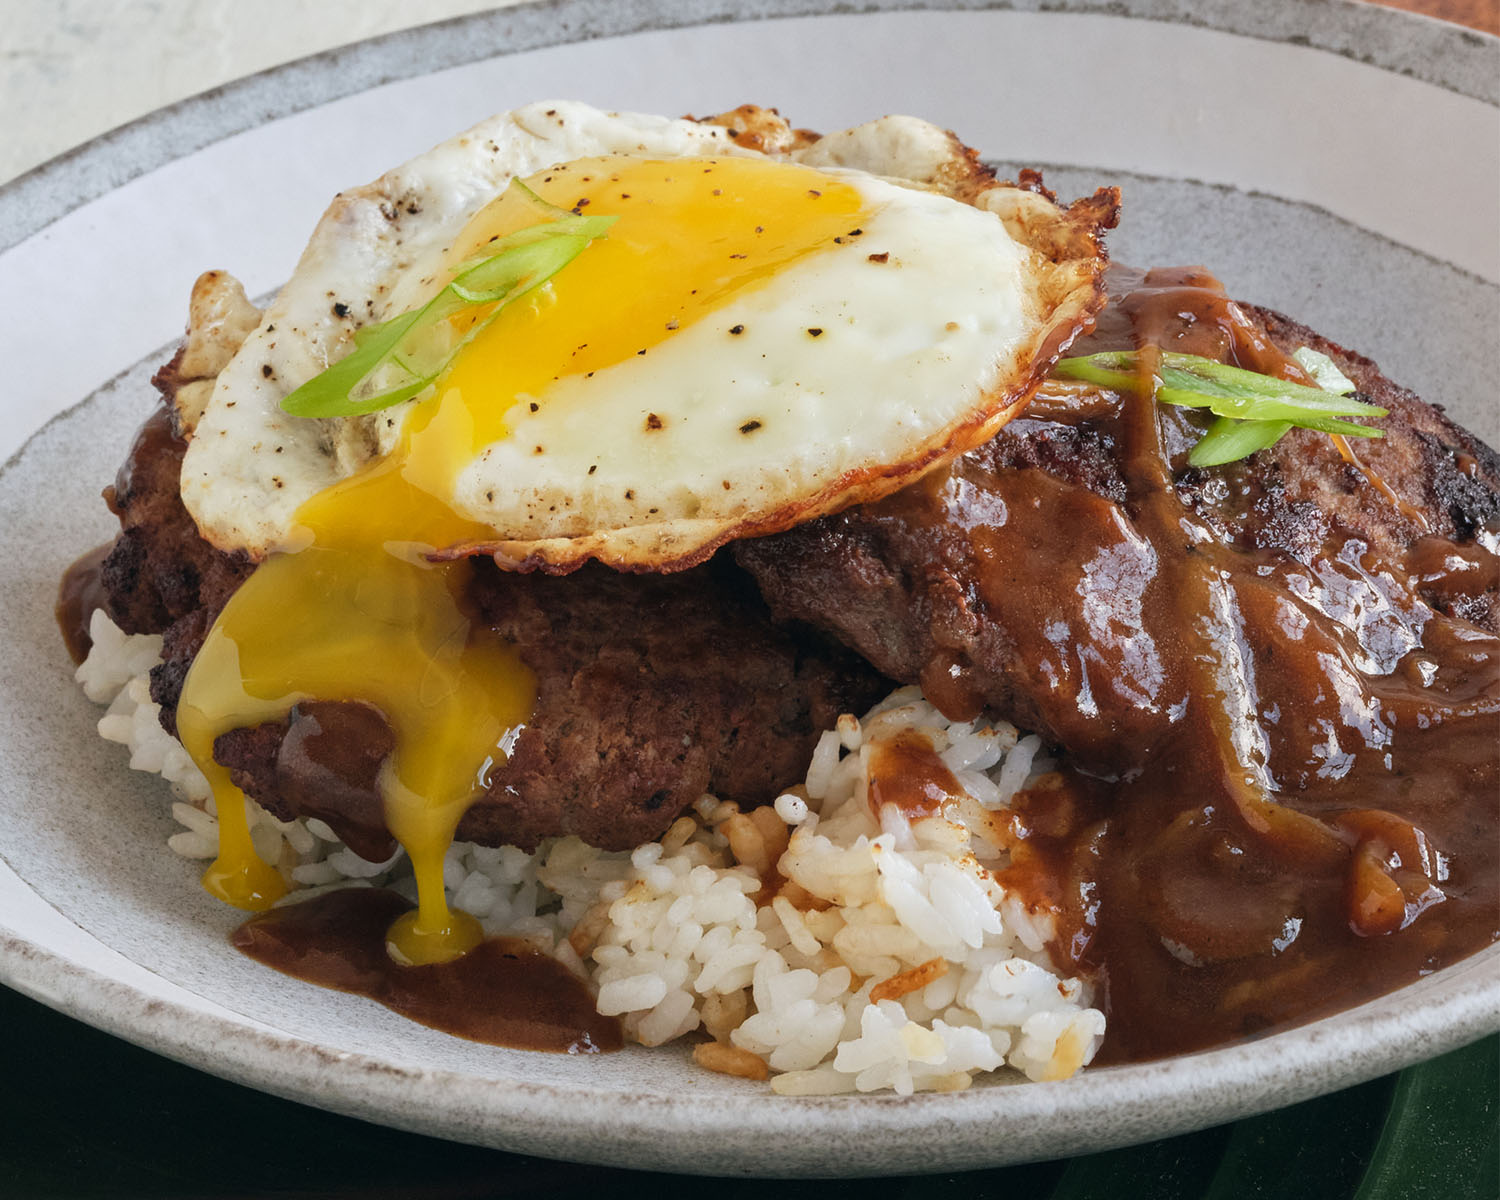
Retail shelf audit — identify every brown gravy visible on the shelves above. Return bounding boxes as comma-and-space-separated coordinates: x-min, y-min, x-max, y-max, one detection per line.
867, 729, 963, 820
233, 889, 621, 1053
57, 544, 112, 664
889, 266, 1498, 1061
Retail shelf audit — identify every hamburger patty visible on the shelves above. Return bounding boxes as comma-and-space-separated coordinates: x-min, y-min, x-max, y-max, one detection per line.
212, 558, 887, 858
734, 266, 1500, 1059
98, 366, 889, 859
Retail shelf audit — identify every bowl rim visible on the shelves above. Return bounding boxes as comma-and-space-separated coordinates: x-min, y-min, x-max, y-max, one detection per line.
0, 0, 1495, 253
1, 0, 1496, 1176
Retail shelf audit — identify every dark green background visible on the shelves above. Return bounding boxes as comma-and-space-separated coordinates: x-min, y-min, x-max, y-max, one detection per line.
2, 985, 1493, 1198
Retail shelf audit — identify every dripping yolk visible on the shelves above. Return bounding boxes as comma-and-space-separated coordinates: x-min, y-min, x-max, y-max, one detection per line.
175, 155, 869, 965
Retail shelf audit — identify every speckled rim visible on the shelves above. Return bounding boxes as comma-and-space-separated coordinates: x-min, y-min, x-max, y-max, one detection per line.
1, 0, 1497, 1178
0, 0, 1495, 252
1, 872, 1494, 1177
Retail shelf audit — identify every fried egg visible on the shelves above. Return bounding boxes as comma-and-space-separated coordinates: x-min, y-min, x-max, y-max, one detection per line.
177, 101, 1112, 570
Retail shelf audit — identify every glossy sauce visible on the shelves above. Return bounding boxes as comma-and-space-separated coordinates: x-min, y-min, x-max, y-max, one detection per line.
111, 405, 185, 507
867, 730, 963, 820
234, 889, 620, 1052
56, 544, 111, 663
886, 266, 1499, 1060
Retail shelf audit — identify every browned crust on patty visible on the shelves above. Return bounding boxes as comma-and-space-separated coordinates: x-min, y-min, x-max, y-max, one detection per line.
734, 300, 1500, 755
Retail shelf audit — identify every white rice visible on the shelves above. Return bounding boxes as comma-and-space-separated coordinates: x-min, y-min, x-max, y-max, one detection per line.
77, 608, 1104, 1094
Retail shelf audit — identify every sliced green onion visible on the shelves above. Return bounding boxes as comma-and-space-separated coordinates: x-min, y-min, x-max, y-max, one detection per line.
1051, 349, 1388, 467
281, 182, 617, 420
1188, 418, 1292, 468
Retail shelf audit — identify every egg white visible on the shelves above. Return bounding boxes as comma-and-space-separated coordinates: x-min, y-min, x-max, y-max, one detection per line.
177, 102, 1107, 568
453, 174, 1031, 542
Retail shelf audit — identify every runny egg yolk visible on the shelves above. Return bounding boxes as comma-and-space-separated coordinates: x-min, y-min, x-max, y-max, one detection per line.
176, 156, 869, 965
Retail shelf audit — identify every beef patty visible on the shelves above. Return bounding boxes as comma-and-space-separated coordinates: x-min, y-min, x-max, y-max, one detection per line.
737, 268, 1500, 763
736, 266, 1500, 1059
97, 361, 889, 859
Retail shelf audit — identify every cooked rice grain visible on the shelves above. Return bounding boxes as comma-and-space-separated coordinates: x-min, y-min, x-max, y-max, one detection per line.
78, 611, 1104, 1093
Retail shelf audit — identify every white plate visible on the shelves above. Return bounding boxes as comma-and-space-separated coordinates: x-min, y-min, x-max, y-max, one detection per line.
0, 0, 1496, 1177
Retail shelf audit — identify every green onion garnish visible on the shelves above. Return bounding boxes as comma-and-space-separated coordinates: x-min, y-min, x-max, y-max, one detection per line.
280, 182, 617, 420
1050, 349, 1387, 468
